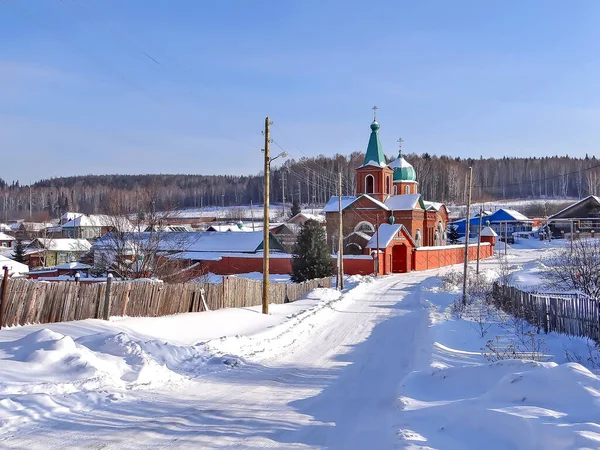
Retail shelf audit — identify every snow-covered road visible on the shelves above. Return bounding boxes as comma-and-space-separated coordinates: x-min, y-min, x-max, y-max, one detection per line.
2, 274, 433, 449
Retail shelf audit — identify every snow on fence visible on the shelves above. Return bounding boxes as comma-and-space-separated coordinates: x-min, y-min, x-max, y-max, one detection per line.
0, 276, 332, 328
492, 283, 600, 342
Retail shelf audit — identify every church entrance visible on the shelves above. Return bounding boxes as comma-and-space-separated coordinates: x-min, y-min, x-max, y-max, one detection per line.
392, 244, 408, 273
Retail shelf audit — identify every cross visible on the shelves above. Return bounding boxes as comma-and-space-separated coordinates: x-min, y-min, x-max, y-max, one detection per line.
397, 137, 404, 154
372, 105, 378, 121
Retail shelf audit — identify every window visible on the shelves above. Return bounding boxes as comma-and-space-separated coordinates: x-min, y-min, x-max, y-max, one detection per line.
1, 242, 6, 248
386, 176, 390, 194
365, 174, 374, 194
354, 221, 375, 234
405, 185, 410, 195
393, 185, 398, 195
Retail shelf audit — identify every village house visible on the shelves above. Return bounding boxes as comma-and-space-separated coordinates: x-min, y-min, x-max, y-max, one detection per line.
61, 214, 118, 239
452, 208, 532, 239
0, 232, 15, 249
24, 238, 92, 268
322, 115, 449, 272
271, 213, 325, 253
547, 195, 600, 238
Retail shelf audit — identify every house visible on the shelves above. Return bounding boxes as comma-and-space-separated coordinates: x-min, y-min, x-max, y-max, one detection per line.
12, 221, 54, 239
205, 223, 252, 232
61, 214, 120, 239
27, 262, 93, 280
25, 238, 92, 268
0, 223, 11, 233
452, 208, 532, 238
0, 255, 29, 277
271, 213, 326, 253
547, 195, 600, 237
0, 232, 15, 249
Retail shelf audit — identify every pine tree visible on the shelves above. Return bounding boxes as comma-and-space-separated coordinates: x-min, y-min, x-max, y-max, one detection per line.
291, 219, 333, 282
12, 239, 26, 263
447, 223, 460, 244
290, 199, 301, 218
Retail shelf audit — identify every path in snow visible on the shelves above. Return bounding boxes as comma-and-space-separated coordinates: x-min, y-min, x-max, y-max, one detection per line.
1, 274, 434, 449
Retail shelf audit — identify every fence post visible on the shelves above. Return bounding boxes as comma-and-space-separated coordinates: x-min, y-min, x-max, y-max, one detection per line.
103, 273, 113, 321
0, 266, 8, 330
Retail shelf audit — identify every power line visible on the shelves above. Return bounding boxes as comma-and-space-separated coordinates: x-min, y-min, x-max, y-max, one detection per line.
473, 161, 600, 189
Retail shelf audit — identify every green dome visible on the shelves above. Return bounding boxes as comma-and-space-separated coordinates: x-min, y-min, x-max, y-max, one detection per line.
388, 152, 417, 181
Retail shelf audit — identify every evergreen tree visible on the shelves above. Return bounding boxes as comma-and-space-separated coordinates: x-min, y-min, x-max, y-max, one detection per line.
447, 224, 460, 244
291, 219, 333, 282
12, 239, 26, 263
290, 199, 301, 218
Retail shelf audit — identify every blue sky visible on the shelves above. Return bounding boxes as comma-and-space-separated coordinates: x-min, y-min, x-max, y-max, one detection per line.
1, 1, 599, 182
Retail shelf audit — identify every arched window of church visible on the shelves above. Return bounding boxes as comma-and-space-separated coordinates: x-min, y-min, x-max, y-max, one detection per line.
354, 221, 375, 234
365, 174, 374, 194
405, 185, 410, 195
385, 176, 390, 194
393, 185, 398, 195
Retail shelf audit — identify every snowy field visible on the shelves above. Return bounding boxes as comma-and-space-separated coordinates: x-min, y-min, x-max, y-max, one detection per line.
0, 239, 598, 449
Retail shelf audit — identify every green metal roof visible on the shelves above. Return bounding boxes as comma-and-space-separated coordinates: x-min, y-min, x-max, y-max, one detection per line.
362, 121, 386, 167
388, 151, 417, 181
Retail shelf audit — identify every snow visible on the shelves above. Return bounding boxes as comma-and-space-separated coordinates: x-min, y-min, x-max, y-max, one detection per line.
198, 272, 293, 284
365, 223, 402, 248
54, 262, 92, 270
0, 255, 28, 276
30, 238, 91, 252
0, 242, 598, 449
0, 232, 15, 242
384, 193, 422, 210
480, 225, 498, 237
322, 195, 357, 212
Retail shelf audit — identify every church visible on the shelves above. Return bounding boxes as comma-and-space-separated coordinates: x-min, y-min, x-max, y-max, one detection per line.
323, 112, 449, 273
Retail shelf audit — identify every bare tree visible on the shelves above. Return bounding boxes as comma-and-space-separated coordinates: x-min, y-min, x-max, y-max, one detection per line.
542, 238, 600, 300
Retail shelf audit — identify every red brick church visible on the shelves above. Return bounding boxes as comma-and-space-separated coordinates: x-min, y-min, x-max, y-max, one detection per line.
324, 113, 449, 273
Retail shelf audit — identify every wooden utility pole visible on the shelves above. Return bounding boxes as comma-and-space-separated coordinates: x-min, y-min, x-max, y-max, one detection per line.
462, 167, 473, 305
250, 200, 255, 231
29, 184, 32, 219
102, 273, 113, 321
338, 173, 345, 290
282, 171, 286, 219
504, 221, 508, 256
0, 266, 8, 330
262, 116, 272, 314
476, 206, 483, 274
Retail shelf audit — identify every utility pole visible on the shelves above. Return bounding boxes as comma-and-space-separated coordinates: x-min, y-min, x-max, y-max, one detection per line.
0, 266, 8, 330
338, 173, 345, 290
476, 206, 483, 274
282, 171, 286, 219
29, 184, 32, 219
462, 167, 473, 305
504, 221, 508, 256
262, 116, 272, 314
250, 200, 255, 231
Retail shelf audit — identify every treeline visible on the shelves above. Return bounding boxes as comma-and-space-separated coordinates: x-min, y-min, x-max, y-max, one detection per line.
1, 153, 598, 220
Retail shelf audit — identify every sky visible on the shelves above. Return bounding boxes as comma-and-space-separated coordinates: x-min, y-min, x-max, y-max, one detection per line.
1, 1, 600, 183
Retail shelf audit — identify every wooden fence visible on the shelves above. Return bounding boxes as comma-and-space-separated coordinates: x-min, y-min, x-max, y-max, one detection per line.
492, 283, 600, 342
0, 276, 333, 328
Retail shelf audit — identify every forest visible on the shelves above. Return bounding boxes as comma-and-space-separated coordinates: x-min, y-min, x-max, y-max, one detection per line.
1, 153, 599, 221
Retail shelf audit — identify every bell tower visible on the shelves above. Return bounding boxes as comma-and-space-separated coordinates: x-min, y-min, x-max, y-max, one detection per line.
355, 106, 393, 202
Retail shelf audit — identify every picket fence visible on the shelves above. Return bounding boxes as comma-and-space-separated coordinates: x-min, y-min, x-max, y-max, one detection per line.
492, 283, 600, 342
0, 276, 332, 328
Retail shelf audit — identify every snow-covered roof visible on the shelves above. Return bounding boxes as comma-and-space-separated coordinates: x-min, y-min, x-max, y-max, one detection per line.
548, 195, 600, 219
323, 196, 358, 213
365, 223, 416, 248
30, 238, 92, 252
0, 223, 10, 232
489, 208, 530, 222
423, 201, 445, 212
287, 213, 325, 224
17, 222, 53, 232
94, 231, 278, 254
480, 226, 498, 237
62, 214, 115, 228
205, 224, 252, 232
0, 232, 15, 241
384, 194, 424, 211
0, 255, 29, 276
359, 160, 388, 169
365, 224, 401, 249
54, 262, 93, 270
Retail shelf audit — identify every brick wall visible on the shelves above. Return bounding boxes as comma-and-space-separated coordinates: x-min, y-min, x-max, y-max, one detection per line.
412, 243, 493, 271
